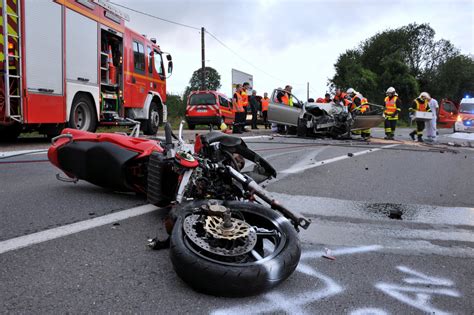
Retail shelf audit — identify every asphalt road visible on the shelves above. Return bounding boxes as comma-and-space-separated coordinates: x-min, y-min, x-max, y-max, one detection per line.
1, 128, 473, 314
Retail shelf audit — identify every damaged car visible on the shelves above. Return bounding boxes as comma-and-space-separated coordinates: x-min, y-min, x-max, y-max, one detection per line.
267, 89, 384, 138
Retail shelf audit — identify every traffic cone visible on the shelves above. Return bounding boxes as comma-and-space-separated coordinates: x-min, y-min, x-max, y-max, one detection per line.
108, 45, 116, 85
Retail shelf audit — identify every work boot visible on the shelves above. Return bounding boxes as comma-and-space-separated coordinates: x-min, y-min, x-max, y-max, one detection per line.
389, 133, 395, 140
384, 134, 390, 140
417, 135, 423, 142
409, 131, 416, 141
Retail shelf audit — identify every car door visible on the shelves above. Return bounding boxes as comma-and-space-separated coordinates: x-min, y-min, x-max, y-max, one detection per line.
268, 89, 302, 126
438, 100, 457, 128
218, 95, 234, 124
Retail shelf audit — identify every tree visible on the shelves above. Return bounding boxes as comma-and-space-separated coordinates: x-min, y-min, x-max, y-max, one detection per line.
187, 66, 221, 91
329, 23, 470, 117
183, 66, 222, 107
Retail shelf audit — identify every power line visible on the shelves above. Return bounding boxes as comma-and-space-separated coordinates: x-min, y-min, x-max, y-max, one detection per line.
109, 1, 200, 31
205, 30, 290, 84
109, 2, 306, 86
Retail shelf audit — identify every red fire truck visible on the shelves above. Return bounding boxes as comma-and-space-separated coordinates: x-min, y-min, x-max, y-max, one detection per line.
0, 0, 173, 140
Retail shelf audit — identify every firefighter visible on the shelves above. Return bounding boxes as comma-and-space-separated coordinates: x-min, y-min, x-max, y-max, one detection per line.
409, 92, 431, 142
323, 93, 332, 103
384, 87, 402, 140
334, 88, 351, 108
232, 84, 245, 134
347, 88, 371, 139
261, 92, 270, 129
277, 85, 293, 106
241, 82, 251, 131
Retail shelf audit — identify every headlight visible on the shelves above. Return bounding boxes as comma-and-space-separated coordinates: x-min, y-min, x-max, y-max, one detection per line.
457, 115, 462, 122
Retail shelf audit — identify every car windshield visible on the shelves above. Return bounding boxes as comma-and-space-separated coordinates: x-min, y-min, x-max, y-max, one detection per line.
189, 93, 216, 105
460, 102, 474, 114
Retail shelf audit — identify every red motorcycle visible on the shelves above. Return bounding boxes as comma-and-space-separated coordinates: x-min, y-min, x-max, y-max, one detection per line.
48, 122, 310, 297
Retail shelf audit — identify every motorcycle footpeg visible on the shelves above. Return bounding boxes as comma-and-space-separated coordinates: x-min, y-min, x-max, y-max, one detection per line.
147, 237, 170, 250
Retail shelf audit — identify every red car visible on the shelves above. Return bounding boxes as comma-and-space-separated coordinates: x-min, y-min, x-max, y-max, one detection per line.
185, 91, 234, 130
437, 99, 459, 129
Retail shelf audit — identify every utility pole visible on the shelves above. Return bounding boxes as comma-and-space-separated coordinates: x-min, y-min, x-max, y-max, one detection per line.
307, 82, 309, 101
201, 27, 206, 90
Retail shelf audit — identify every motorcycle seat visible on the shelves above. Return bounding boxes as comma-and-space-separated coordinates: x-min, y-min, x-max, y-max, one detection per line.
201, 131, 242, 147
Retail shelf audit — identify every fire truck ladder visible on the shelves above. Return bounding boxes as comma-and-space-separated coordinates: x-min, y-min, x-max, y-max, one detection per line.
2, 0, 22, 123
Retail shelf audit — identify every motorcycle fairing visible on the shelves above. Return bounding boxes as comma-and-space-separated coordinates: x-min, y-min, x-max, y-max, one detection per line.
56, 140, 139, 191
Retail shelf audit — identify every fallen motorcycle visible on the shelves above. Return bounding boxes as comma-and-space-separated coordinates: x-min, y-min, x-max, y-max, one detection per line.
47, 122, 310, 296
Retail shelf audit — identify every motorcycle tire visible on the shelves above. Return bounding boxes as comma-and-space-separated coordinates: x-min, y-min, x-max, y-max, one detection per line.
169, 200, 301, 297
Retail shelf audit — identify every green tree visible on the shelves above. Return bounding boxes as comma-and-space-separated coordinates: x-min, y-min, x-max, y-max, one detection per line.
329, 23, 470, 116
427, 55, 474, 100
183, 66, 222, 107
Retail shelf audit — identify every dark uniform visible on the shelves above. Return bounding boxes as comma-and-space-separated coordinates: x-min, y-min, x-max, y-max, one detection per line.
384, 95, 402, 140
409, 97, 430, 142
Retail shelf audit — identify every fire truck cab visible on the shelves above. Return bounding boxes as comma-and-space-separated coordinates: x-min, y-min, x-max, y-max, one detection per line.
0, 0, 173, 140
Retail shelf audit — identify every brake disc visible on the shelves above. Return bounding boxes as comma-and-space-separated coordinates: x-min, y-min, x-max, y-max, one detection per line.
183, 214, 257, 256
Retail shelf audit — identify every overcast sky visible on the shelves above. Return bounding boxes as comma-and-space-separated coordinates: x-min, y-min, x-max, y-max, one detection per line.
113, 0, 473, 99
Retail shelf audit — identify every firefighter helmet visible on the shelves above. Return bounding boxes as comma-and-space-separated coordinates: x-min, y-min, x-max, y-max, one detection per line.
386, 87, 396, 94
419, 92, 430, 100
346, 88, 355, 95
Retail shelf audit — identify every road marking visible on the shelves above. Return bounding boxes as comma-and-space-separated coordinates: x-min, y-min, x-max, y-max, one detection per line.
281, 144, 399, 174
241, 135, 272, 140
0, 149, 47, 159
0, 204, 159, 255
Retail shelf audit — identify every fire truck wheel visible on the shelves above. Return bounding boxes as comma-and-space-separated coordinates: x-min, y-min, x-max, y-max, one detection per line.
69, 95, 97, 132
143, 102, 160, 135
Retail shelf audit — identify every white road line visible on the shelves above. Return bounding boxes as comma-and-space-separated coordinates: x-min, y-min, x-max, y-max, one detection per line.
241, 135, 272, 140
0, 149, 47, 158
281, 144, 399, 174
0, 204, 159, 255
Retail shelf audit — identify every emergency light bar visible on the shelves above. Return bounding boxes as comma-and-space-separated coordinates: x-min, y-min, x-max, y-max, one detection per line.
92, 0, 130, 21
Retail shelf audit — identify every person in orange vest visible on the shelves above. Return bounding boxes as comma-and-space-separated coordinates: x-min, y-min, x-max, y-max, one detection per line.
347, 88, 371, 139
384, 87, 402, 140
241, 82, 251, 131
232, 84, 246, 134
409, 92, 431, 142
277, 85, 293, 106
333, 88, 346, 103
261, 92, 270, 129
322, 93, 332, 103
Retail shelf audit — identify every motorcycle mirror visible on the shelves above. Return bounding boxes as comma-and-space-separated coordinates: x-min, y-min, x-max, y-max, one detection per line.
178, 120, 185, 144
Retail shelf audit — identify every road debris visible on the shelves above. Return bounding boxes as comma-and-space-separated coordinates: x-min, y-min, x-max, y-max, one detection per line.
347, 153, 354, 157
323, 248, 336, 260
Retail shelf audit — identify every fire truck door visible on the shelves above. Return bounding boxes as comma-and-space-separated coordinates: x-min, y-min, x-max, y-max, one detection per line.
130, 40, 147, 107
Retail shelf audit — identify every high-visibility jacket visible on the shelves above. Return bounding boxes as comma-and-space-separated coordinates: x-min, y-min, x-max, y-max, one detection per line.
233, 92, 245, 113
281, 93, 293, 106
261, 97, 269, 111
414, 98, 429, 111
241, 91, 249, 108
351, 95, 369, 113
384, 96, 400, 120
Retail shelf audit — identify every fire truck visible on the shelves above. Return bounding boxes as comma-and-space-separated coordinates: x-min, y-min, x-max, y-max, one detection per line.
0, 0, 173, 140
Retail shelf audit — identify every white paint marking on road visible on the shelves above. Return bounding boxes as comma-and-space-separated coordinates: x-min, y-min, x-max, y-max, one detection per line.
375, 265, 461, 315
301, 245, 384, 260
0, 204, 159, 255
350, 308, 388, 315
0, 149, 48, 158
281, 144, 399, 174
241, 135, 272, 140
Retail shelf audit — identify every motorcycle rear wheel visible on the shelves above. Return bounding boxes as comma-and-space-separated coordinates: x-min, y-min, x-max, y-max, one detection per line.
169, 200, 301, 297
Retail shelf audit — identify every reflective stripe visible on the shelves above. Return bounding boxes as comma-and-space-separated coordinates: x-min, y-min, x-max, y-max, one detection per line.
415, 99, 428, 111
384, 96, 398, 115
